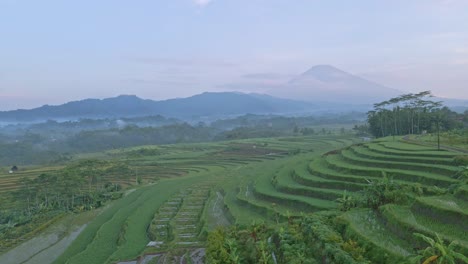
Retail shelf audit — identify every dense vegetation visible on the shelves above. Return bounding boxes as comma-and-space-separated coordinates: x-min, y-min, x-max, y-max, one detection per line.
367, 91, 467, 138
205, 136, 468, 263
0, 160, 132, 252
0, 113, 361, 165
0, 130, 467, 263
0, 92, 467, 264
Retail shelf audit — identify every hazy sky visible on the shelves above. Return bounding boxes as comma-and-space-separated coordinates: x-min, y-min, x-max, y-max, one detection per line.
1, 0, 468, 110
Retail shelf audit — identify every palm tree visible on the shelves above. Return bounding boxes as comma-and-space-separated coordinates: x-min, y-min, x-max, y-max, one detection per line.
225, 238, 241, 264
411, 233, 468, 264
373, 101, 388, 137
336, 190, 356, 211
426, 101, 443, 150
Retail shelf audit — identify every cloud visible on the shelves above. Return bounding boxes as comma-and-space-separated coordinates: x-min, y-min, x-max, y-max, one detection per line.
193, 0, 213, 7
454, 47, 468, 54
453, 58, 468, 65
437, 0, 468, 5
242, 73, 294, 80
130, 57, 236, 68
122, 78, 197, 86
217, 82, 278, 93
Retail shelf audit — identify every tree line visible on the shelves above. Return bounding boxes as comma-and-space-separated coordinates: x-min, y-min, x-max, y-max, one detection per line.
14, 160, 131, 214
367, 91, 465, 139
0, 159, 133, 251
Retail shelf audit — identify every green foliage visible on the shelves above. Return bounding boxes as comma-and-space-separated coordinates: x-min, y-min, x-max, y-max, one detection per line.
336, 191, 357, 211
206, 222, 276, 264
1, 133, 465, 263
53, 174, 213, 264
454, 156, 468, 166
13, 160, 126, 214
0, 210, 63, 252
410, 233, 468, 264
0, 113, 365, 164
352, 124, 370, 137
342, 239, 367, 261
367, 91, 464, 138
0, 159, 132, 253
298, 213, 368, 264
300, 127, 316, 135
360, 173, 411, 209
52, 188, 147, 264
206, 228, 232, 264
288, 148, 301, 155
206, 214, 368, 264
126, 147, 161, 157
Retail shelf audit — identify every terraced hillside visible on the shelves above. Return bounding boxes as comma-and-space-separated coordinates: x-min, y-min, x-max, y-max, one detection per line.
219, 136, 466, 263
220, 136, 361, 225
336, 141, 467, 261
2, 135, 466, 264
219, 137, 463, 212
123, 136, 360, 263
0, 135, 358, 264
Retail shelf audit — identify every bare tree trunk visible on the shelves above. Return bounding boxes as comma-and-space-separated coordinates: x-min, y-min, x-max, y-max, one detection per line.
437, 119, 440, 151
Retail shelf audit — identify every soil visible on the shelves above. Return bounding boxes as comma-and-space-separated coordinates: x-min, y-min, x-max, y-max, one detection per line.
0, 208, 103, 264
210, 191, 231, 227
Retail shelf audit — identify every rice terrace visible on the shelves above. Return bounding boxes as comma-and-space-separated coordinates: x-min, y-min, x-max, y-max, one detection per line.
1, 116, 467, 263
2, 1, 468, 263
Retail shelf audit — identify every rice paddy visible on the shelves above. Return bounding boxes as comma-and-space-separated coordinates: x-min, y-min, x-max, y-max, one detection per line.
1, 134, 466, 263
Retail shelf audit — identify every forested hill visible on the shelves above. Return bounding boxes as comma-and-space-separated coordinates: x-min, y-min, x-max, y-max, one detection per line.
0, 92, 318, 122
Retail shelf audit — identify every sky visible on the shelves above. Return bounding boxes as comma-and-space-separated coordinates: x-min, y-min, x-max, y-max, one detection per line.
1, 0, 468, 110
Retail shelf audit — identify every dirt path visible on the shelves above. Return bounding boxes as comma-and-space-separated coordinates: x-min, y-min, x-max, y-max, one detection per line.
0, 209, 102, 264
0, 224, 65, 264
245, 185, 252, 197
210, 191, 231, 227
24, 224, 87, 264
402, 135, 468, 154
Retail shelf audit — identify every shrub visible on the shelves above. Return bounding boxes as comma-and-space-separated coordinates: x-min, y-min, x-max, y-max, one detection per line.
359, 172, 410, 209
453, 155, 468, 166
410, 233, 468, 264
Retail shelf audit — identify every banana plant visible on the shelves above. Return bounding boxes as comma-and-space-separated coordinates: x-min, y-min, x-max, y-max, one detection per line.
410, 233, 468, 264
336, 190, 356, 211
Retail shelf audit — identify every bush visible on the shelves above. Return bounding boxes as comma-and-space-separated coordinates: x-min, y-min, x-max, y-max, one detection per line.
359, 173, 411, 209
453, 155, 468, 166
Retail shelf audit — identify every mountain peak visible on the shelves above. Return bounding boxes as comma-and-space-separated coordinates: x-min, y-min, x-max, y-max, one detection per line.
304, 64, 343, 73
112, 94, 141, 100
275, 65, 403, 104
297, 65, 352, 82
115, 94, 139, 98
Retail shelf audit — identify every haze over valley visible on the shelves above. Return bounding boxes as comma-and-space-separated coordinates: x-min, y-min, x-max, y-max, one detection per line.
1, 65, 467, 124
1, 1, 467, 264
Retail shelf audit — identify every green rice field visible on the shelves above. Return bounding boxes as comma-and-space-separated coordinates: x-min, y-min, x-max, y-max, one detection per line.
0, 135, 466, 263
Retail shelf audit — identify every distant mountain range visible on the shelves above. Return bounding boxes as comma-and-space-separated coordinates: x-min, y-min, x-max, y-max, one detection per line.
0, 92, 322, 122
1, 65, 466, 122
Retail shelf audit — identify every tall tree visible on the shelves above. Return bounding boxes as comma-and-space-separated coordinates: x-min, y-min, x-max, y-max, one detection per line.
366, 91, 462, 141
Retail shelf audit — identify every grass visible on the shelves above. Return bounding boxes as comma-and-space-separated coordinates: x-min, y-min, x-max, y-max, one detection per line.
53, 187, 147, 264
379, 204, 468, 252
55, 172, 216, 264
411, 131, 468, 150
341, 209, 412, 262
309, 158, 377, 184
222, 177, 274, 225
325, 153, 457, 186
340, 148, 459, 176
50, 135, 351, 262
2, 134, 466, 264
411, 196, 468, 229
275, 171, 343, 201
365, 142, 456, 158
349, 144, 455, 166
